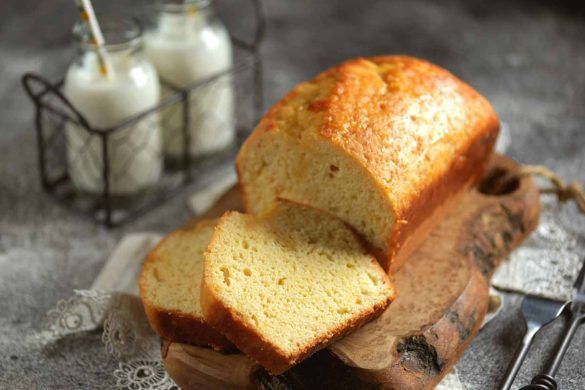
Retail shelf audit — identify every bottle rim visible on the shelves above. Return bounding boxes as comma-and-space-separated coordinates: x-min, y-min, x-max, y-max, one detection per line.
73, 16, 143, 52
153, 0, 213, 14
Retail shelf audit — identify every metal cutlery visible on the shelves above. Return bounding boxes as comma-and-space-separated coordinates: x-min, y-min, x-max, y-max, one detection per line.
520, 257, 585, 390
499, 295, 569, 390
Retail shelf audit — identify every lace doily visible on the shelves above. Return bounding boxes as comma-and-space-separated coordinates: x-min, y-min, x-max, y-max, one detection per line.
47, 288, 177, 389
43, 231, 178, 390
114, 360, 176, 390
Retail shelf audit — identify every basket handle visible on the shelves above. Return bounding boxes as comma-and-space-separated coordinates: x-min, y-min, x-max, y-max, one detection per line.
229, 0, 265, 50
250, 0, 266, 48
21, 73, 92, 130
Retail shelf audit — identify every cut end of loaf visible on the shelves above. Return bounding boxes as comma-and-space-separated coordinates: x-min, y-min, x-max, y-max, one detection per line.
139, 219, 233, 350
236, 55, 500, 272
201, 201, 395, 374
236, 130, 396, 265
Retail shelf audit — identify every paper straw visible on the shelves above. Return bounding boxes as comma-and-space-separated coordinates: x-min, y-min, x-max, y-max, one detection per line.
75, 0, 113, 77
184, 0, 198, 16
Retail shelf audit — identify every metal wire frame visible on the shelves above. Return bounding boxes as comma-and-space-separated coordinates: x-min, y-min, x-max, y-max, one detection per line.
21, 0, 265, 227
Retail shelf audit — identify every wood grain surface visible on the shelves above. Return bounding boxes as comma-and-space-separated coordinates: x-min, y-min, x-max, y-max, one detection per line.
163, 154, 540, 389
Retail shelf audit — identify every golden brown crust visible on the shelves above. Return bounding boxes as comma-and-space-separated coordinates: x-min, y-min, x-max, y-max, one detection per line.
387, 123, 498, 271
236, 55, 499, 271
141, 299, 235, 351
200, 273, 393, 374
138, 221, 234, 351
201, 207, 396, 375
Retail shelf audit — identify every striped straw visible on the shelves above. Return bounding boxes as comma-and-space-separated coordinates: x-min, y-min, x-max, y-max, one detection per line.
75, 0, 113, 77
184, 0, 198, 16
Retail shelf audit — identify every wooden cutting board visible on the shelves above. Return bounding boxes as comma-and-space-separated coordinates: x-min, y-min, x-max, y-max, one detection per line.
162, 154, 540, 389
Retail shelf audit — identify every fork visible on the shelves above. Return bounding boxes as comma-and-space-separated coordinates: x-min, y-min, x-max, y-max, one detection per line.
520, 257, 585, 390
499, 295, 569, 390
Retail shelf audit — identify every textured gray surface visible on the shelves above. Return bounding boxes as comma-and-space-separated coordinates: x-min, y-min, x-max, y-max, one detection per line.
1, 0, 584, 389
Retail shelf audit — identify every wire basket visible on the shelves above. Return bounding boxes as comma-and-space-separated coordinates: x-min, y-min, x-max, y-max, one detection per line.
22, 0, 264, 227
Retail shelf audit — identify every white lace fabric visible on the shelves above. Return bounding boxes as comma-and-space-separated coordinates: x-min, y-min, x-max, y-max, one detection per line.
45, 234, 178, 390
47, 288, 176, 390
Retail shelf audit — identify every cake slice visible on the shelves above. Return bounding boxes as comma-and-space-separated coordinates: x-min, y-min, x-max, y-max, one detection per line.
201, 201, 396, 374
139, 219, 233, 350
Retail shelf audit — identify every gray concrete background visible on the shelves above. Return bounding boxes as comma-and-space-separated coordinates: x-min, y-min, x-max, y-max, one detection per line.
1, 0, 584, 388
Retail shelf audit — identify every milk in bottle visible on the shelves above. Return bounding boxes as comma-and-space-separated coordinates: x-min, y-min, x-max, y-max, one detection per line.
144, 0, 235, 160
64, 17, 163, 196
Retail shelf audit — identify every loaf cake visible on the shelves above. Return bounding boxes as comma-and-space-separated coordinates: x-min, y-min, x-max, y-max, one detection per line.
236, 55, 499, 271
200, 201, 396, 374
139, 219, 233, 350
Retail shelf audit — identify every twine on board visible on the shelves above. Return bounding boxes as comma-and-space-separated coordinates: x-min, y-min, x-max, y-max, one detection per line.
519, 165, 585, 214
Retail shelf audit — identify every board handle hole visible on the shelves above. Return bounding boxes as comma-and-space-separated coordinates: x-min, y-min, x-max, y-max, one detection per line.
478, 167, 520, 196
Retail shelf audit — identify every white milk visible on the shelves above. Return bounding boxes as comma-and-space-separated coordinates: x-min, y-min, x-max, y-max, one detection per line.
64, 23, 162, 197
144, 3, 235, 159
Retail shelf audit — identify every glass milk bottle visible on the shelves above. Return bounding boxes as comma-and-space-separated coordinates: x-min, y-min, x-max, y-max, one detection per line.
144, 0, 235, 160
64, 18, 163, 197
